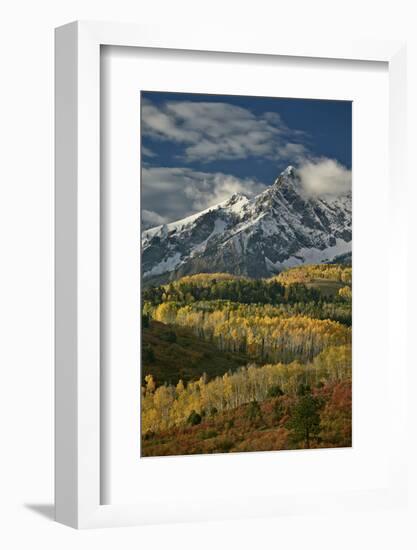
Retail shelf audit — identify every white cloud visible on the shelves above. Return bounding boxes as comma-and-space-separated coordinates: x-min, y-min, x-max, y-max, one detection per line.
141, 160, 352, 227
142, 99, 307, 163
298, 158, 351, 196
142, 209, 169, 228
278, 142, 308, 162
141, 98, 351, 223
142, 166, 266, 224
141, 146, 156, 158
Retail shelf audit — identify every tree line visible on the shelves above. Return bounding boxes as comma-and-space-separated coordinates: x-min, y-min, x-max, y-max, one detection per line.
146, 301, 351, 364
275, 264, 352, 285
142, 272, 351, 307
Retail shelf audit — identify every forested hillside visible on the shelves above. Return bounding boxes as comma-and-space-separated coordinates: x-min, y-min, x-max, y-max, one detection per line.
141, 265, 352, 456
142, 320, 250, 385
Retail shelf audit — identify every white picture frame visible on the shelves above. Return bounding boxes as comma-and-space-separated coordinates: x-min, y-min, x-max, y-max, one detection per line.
55, 20, 407, 529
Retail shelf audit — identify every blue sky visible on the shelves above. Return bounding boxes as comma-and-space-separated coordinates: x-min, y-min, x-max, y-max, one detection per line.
141, 91, 352, 227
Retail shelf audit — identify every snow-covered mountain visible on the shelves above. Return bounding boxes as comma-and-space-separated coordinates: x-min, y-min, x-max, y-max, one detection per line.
142, 166, 352, 286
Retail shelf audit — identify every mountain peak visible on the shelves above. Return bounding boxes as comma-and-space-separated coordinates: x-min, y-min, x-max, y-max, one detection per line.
142, 163, 352, 284
272, 165, 297, 186
282, 165, 295, 177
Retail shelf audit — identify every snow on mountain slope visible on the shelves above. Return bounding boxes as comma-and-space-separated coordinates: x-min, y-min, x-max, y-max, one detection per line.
141, 166, 352, 285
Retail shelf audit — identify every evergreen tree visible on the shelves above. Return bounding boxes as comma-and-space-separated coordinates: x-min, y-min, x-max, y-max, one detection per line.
287, 393, 322, 448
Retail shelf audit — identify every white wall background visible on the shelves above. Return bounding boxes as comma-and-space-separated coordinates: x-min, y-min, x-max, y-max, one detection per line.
0, 1, 416, 548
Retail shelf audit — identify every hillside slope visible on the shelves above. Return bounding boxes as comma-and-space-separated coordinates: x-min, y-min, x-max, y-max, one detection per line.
142, 320, 250, 386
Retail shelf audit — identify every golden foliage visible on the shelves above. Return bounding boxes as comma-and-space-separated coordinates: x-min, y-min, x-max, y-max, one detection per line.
141, 345, 351, 434
275, 264, 352, 285
151, 301, 351, 363
168, 273, 245, 287
338, 286, 352, 301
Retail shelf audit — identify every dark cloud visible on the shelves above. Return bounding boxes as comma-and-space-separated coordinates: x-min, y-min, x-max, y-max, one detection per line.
141, 166, 266, 225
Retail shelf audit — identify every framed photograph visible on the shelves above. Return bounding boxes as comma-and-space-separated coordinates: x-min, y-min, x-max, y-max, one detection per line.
139, 90, 353, 458
55, 21, 407, 528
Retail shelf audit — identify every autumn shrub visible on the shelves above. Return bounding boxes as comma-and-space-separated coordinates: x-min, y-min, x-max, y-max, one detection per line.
141, 381, 352, 457
319, 381, 352, 447
272, 399, 285, 422
216, 438, 234, 453
297, 383, 311, 396
247, 400, 263, 422
199, 430, 218, 440
142, 344, 155, 363
160, 330, 177, 343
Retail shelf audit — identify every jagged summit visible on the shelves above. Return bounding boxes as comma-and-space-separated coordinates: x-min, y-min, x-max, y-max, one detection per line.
276, 164, 295, 179
271, 164, 304, 193
142, 166, 352, 286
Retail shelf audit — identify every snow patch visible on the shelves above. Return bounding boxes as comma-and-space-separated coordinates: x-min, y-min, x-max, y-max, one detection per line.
278, 238, 352, 269
143, 252, 183, 278
142, 194, 248, 247
141, 165, 352, 280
